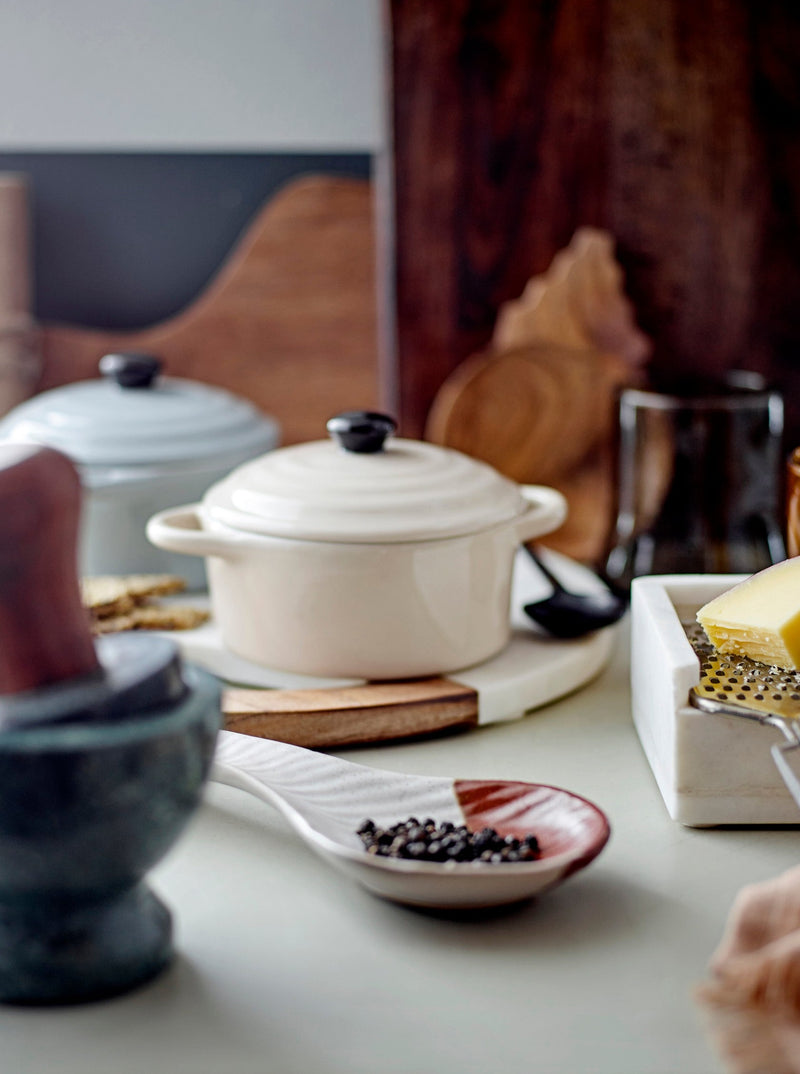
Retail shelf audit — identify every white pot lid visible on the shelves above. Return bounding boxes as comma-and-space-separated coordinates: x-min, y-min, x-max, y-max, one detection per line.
0, 353, 279, 466
202, 410, 530, 543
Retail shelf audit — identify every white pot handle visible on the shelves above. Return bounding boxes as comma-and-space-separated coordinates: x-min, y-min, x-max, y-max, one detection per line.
513, 486, 568, 544
146, 505, 238, 560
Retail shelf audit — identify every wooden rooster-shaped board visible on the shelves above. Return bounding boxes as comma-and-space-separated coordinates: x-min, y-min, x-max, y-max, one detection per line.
426, 228, 651, 564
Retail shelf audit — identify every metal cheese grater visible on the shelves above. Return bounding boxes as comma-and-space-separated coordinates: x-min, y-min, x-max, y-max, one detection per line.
685, 621, 800, 807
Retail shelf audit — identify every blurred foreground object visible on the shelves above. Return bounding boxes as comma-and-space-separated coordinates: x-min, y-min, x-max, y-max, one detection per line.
426, 229, 650, 563
0, 443, 220, 1004
698, 865, 800, 1073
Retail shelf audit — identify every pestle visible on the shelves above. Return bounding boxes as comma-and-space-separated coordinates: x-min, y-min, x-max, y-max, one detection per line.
0, 442, 99, 694
0, 442, 186, 730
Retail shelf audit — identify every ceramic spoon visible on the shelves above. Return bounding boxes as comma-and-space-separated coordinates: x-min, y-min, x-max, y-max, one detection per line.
212, 730, 610, 910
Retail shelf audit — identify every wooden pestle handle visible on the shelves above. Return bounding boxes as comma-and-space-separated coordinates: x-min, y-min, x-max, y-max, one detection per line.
0, 443, 99, 694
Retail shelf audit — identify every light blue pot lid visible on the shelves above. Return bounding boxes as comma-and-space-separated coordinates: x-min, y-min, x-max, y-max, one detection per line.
0, 364, 279, 466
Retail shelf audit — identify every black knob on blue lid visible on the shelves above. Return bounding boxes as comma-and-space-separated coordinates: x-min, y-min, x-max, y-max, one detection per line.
326, 411, 397, 453
99, 353, 163, 389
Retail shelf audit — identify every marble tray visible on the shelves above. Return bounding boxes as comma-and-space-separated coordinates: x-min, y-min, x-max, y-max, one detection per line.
631, 574, 800, 827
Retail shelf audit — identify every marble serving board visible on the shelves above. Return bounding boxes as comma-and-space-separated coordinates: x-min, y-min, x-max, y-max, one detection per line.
630, 574, 800, 827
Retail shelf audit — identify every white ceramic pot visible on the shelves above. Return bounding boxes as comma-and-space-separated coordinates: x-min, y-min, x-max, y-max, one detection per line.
0, 354, 279, 588
147, 411, 567, 679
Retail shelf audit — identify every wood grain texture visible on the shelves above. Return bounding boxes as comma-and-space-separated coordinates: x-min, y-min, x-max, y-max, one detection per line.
387, 0, 800, 445
222, 678, 479, 748
0, 174, 37, 416
37, 175, 381, 446
425, 228, 649, 560
0, 174, 30, 323
425, 343, 633, 561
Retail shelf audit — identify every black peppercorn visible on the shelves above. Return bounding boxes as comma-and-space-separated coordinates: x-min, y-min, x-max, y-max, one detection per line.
356, 818, 541, 864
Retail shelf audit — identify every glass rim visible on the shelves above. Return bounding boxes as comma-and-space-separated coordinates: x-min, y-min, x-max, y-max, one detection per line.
620, 383, 781, 412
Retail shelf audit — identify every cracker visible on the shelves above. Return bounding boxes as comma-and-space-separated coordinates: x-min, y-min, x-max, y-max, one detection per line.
82, 573, 186, 615
127, 605, 210, 631
80, 577, 136, 619
90, 613, 136, 635
88, 603, 209, 635
116, 574, 187, 599
82, 573, 197, 633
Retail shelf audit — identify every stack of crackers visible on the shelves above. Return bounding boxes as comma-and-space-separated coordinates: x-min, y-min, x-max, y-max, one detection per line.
81, 574, 210, 635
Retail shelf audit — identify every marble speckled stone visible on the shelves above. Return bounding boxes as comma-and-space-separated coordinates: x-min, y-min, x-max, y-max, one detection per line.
0, 664, 220, 1005
630, 574, 800, 827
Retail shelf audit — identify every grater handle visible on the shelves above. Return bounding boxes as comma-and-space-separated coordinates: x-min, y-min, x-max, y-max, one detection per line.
771, 740, 800, 810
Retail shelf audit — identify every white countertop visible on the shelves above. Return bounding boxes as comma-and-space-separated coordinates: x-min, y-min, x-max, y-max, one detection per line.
5, 620, 798, 1074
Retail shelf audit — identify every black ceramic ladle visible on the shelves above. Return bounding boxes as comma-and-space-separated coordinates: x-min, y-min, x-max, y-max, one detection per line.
522, 546, 628, 639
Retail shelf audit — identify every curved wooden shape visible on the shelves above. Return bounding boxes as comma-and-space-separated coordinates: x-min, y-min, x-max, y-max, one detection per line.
37, 176, 380, 446
492, 228, 651, 371
426, 229, 649, 563
0, 174, 37, 417
426, 343, 632, 562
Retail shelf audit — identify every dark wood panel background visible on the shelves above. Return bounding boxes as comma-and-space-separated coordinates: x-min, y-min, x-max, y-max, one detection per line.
386, 0, 800, 444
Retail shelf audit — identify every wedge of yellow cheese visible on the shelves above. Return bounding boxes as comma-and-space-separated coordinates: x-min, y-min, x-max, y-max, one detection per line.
697, 558, 800, 669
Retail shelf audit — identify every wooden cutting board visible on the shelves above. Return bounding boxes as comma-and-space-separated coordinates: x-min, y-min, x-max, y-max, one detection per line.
222, 677, 481, 748
159, 551, 619, 748
34, 175, 381, 447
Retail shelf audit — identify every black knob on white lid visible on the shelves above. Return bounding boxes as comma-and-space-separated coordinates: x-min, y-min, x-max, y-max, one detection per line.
326, 411, 398, 454
100, 353, 163, 389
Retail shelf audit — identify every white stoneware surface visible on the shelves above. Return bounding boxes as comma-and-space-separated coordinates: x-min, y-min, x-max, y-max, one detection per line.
212, 730, 610, 909
146, 486, 567, 680
158, 548, 619, 724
